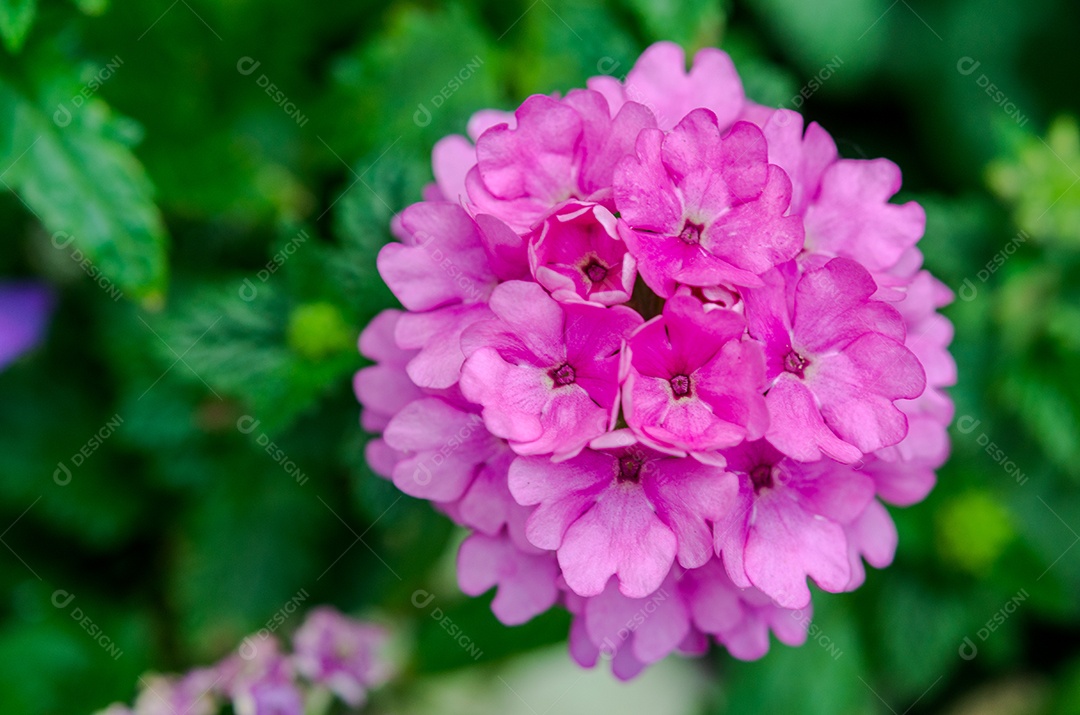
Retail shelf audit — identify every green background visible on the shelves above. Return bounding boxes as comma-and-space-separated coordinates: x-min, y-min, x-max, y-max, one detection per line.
1, 0, 1079, 712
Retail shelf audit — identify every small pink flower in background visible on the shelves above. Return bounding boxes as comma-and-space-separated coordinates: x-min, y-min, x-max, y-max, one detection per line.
356, 40, 954, 679
293, 607, 391, 707
98, 608, 390, 715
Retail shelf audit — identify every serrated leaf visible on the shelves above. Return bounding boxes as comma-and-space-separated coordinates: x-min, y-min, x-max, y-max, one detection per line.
324, 4, 502, 161
0, 72, 168, 302
148, 281, 357, 433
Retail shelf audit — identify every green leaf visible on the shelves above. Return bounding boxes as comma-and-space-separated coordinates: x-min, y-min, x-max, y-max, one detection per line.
323, 4, 503, 162
743, 0, 888, 84
0, 70, 169, 302
722, 594, 876, 715
624, 0, 726, 49
147, 280, 357, 433
0, 0, 35, 53
71, 0, 108, 16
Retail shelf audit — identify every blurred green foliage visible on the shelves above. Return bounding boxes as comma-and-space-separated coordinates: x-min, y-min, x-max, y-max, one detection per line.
0, 0, 1078, 713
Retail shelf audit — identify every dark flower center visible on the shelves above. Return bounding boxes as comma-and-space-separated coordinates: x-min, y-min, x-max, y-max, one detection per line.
617, 454, 643, 483
549, 362, 576, 387
583, 259, 609, 284
783, 350, 810, 378
749, 465, 774, 492
669, 373, 692, 398
678, 220, 704, 246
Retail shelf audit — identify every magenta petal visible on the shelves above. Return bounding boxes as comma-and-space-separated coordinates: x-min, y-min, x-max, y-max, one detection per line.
395, 304, 491, 389
844, 499, 898, 590
431, 134, 475, 203
793, 257, 906, 353
645, 459, 737, 568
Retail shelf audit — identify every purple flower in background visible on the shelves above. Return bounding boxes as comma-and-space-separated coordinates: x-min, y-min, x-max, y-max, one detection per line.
292, 606, 391, 708
101, 608, 392, 715
0, 281, 53, 371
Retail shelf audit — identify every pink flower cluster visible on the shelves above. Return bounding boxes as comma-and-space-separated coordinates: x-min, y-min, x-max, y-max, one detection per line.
99, 607, 390, 715
356, 42, 954, 678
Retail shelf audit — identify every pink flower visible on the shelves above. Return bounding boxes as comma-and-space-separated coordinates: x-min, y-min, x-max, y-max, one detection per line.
745, 258, 926, 462
622, 295, 768, 455
133, 670, 219, 715
568, 571, 695, 681
681, 558, 809, 660
292, 607, 391, 708
510, 445, 735, 597
353, 40, 952, 679
460, 280, 641, 458
467, 91, 656, 231
527, 202, 636, 306
457, 530, 561, 625
588, 41, 745, 132
713, 440, 875, 608
614, 111, 804, 296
